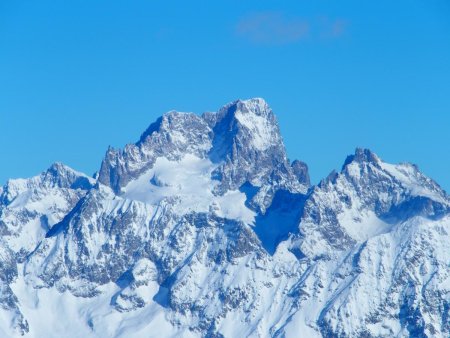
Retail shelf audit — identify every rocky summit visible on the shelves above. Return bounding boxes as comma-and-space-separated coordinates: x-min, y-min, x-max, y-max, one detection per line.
0, 98, 449, 337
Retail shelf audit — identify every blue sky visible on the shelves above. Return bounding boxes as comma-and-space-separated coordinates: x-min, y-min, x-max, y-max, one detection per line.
1, 1, 450, 191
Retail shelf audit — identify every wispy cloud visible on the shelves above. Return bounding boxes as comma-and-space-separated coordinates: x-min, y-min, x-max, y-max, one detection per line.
236, 12, 348, 45
236, 12, 309, 45
330, 19, 348, 37
318, 16, 348, 39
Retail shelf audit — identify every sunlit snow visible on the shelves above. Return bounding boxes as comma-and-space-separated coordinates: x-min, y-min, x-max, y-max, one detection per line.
122, 154, 256, 224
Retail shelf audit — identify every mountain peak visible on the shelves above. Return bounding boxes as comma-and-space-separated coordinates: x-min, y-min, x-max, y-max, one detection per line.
138, 111, 204, 145
42, 162, 94, 190
342, 147, 380, 169
98, 98, 309, 211
46, 162, 78, 177
218, 98, 273, 122
231, 97, 271, 115
207, 98, 308, 209
338, 148, 447, 203
98, 109, 212, 192
213, 97, 279, 152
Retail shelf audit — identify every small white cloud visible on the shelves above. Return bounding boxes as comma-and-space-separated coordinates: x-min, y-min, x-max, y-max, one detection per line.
236, 12, 348, 45
236, 11, 309, 45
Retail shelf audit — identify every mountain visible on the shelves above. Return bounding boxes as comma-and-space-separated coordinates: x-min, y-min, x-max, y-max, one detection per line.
0, 98, 448, 337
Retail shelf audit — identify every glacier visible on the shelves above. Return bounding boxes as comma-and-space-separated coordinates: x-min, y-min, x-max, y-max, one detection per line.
0, 98, 449, 337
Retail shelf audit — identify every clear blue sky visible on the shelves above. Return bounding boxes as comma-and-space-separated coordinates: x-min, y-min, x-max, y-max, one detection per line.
1, 1, 450, 191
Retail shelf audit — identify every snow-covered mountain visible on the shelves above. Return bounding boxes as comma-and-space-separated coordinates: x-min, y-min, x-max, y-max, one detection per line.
0, 98, 449, 337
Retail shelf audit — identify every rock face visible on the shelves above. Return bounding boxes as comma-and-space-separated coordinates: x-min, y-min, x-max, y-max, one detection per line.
98, 98, 307, 213
0, 98, 449, 337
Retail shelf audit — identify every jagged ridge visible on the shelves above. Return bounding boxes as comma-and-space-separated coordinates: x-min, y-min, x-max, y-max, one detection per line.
0, 99, 448, 338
